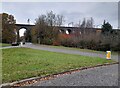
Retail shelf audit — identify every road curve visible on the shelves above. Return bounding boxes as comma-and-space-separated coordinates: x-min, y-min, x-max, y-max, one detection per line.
23, 43, 118, 62
30, 64, 118, 86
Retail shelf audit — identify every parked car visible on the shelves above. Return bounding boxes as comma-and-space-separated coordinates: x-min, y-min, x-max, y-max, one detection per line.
23, 42, 25, 44
11, 42, 19, 46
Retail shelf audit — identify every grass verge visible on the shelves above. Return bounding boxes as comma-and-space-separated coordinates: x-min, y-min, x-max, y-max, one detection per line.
35, 44, 118, 55
2, 48, 116, 83
0, 43, 11, 47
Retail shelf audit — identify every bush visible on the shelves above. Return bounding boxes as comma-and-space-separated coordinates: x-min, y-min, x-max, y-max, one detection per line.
58, 31, 120, 51
41, 38, 53, 45
53, 40, 61, 46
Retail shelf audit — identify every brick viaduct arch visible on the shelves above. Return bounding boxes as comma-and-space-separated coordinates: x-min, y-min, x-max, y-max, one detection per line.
15, 24, 98, 43
15, 24, 76, 42
15, 24, 35, 42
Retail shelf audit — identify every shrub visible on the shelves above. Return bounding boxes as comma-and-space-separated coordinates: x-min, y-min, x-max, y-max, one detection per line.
53, 40, 61, 46
58, 31, 119, 51
41, 38, 53, 45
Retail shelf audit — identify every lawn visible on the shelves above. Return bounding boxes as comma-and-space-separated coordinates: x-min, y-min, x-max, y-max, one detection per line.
0, 43, 11, 47
2, 48, 116, 83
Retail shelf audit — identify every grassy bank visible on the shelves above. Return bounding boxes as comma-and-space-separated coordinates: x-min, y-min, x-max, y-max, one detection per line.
35, 44, 118, 55
2, 48, 115, 83
0, 43, 11, 47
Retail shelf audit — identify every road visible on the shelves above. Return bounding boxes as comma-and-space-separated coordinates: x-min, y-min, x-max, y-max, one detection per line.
1, 43, 118, 62
23, 43, 118, 62
30, 64, 118, 86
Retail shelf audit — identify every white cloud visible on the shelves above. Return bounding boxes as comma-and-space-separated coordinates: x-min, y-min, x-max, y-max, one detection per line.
1, 0, 120, 2
1, 2, 118, 28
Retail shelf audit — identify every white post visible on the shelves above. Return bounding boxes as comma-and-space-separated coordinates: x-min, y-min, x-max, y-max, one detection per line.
20, 42, 23, 46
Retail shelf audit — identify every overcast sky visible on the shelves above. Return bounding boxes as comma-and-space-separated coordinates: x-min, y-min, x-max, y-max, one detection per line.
1, 2, 118, 29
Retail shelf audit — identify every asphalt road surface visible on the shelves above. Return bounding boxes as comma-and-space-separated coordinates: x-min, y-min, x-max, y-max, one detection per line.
1, 43, 118, 62
31, 64, 118, 86
23, 43, 118, 62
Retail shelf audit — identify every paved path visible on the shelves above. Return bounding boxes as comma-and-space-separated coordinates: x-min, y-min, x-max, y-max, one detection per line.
31, 64, 118, 86
0, 46, 21, 49
23, 43, 118, 61
1, 43, 118, 61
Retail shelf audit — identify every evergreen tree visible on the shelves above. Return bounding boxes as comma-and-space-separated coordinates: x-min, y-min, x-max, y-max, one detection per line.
101, 20, 112, 34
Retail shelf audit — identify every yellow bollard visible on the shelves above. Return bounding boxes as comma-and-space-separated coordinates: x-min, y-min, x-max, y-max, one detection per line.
106, 51, 111, 60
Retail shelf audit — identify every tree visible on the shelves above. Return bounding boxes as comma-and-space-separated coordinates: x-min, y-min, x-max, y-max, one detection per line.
32, 15, 47, 43
31, 11, 63, 45
24, 30, 32, 42
101, 20, 112, 34
46, 11, 56, 27
56, 15, 64, 26
2, 13, 16, 43
80, 17, 94, 28
86, 17, 94, 28
81, 18, 86, 28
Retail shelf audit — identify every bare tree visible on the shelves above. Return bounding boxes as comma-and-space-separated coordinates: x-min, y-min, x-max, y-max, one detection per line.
81, 18, 86, 28
78, 20, 81, 27
86, 17, 94, 28
56, 15, 64, 26
68, 22, 74, 27
80, 17, 94, 28
46, 11, 56, 27
73, 20, 81, 27
90, 17, 94, 28
32, 11, 64, 44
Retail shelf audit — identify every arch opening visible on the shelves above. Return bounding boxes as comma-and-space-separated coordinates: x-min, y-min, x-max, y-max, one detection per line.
19, 28, 27, 43
67, 29, 72, 34
66, 29, 71, 34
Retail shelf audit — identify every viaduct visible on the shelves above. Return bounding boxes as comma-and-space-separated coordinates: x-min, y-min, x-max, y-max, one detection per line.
15, 24, 102, 42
